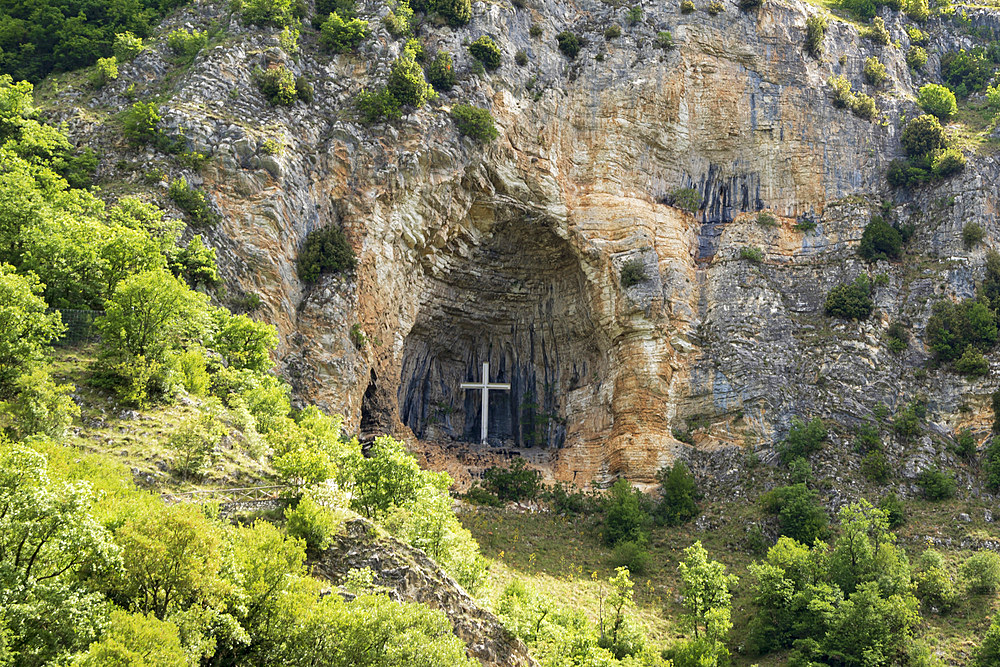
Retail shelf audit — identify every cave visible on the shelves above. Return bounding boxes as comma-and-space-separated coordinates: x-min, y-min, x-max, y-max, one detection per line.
398, 216, 606, 449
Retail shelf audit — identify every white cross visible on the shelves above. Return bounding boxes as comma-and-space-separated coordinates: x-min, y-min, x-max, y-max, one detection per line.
460, 362, 511, 444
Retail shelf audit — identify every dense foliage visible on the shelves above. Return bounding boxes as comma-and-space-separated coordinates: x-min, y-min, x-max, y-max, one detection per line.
824, 275, 873, 320
451, 103, 499, 142
297, 224, 357, 283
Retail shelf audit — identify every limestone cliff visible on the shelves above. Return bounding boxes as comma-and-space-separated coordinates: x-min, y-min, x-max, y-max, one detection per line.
54, 0, 1000, 487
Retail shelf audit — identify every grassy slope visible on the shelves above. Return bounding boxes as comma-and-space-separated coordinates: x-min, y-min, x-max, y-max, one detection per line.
462, 497, 1000, 665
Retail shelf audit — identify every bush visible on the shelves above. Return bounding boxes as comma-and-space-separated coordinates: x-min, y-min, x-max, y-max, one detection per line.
319, 12, 369, 52
830, 75, 854, 108
892, 401, 924, 442
941, 48, 992, 97
603, 478, 653, 546
707, 0, 724, 13
961, 551, 1000, 593
887, 321, 908, 352
657, 460, 698, 525
825, 275, 873, 320
861, 449, 890, 483
879, 492, 906, 527
902, 114, 946, 158
851, 93, 878, 120
425, 51, 456, 91
739, 0, 763, 10
481, 458, 542, 502
627, 5, 643, 23
954, 345, 989, 376
932, 147, 965, 178
976, 617, 1000, 666
863, 17, 890, 45
611, 540, 652, 574
112, 31, 144, 61
384, 0, 413, 36
918, 84, 957, 121
91, 56, 118, 88
254, 65, 298, 105
655, 31, 675, 49
387, 54, 434, 107
0, 268, 65, 390
864, 57, 887, 86
556, 31, 582, 59
779, 417, 828, 463
297, 225, 356, 283
543, 481, 591, 514
907, 46, 928, 70
620, 258, 647, 287
670, 187, 701, 213
859, 217, 902, 261
514, 49, 528, 66
760, 483, 829, 544
284, 494, 345, 551
469, 36, 502, 70
926, 298, 997, 362
240, 0, 298, 26
451, 103, 499, 142
432, 0, 472, 26
169, 412, 225, 477
916, 468, 956, 500
840, 0, 876, 18
530, 22, 543, 37
169, 177, 220, 227
605, 24, 622, 39
757, 211, 778, 227
905, 0, 929, 20
963, 222, 986, 249
1, 369, 79, 438
171, 235, 220, 287
914, 552, 958, 612
167, 28, 208, 58
740, 246, 764, 263
806, 14, 827, 57
681, 0, 696, 11
355, 87, 402, 123
956, 428, 977, 460
122, 101, 161, 145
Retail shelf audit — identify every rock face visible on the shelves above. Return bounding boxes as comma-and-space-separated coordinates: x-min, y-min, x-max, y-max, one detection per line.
60, 0, 1000, 485
312, 518, 537, 667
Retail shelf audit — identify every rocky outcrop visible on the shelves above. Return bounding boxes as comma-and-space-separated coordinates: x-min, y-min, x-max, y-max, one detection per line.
311, 518, 537, 667
53, 0, 1000, 486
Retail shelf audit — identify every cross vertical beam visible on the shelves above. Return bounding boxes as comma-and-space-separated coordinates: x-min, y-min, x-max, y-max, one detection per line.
460, 361, 511, 444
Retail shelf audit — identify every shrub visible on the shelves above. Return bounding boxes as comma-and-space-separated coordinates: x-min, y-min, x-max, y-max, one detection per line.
0, 267, 65, 390
279, 25, 300, 53
169, 178, 220, 227
739, 0, 763, 10
861, 450, 890, 483
611, 540, 652, 574
655, 31, 675, 49
976, 617, 1000, 667
954, 345, 989, 376
605, 24, 622, 39
918, 84, 958, 121
926, 298, 997, 362
294, 76, 313, 103
851, 92, 877, 120
113, 31, 145, 61
757, 211, 778, 227
670, 187, 701, 213
806, 14, 827, 57
859, 217, 902, 261
941, 48, 992, 97
905, 0, 929, 20
989, 84, 1000, 109
825, 276, 873, 320
425, 51, 456, 91
543, 481, 591, 514
892, 401, 924, 442
482, 458, 542, 502
627, 6, 643, 23
172, 235, 221, 287
886, 321, 908, 352
906, 46, 928, 70
902, 114, 946, 157
530, 22, 543, 37
840, 0, 876, 19
356, 88, 402, 123
384, 0, 414, 36
956, 428, 977, 460
657, 460, 698, 526
451, 103, 499, 142
319, 12, 370, 52
863, 17, 890, 45
1, 369, 79, 438
932, 147, 965, 178
469, 36, 502, 70
173, 347, 210, 395
433, 0, 472, 26
830, 75, 854, 108
779, 416, 828, 463
864, 57, 887, 86
169, 412, 225, 477
603, 478, 653, 546
514, 49, 528, 66
298, 225, 356, 282
964, 222, 986, 249
879, 492, 905, 527
91, 56, 118, 87
254, 65, 298, 105
789, 456, 813, 484
167, 28, 208, 58
907, 26, 928, 44
681, 0, 696, 11
760, 483, 829, 544
740, 246, 764, 263
961, 551, 1000, 593
387, 55, 434, 107
620, 258, 647, 287
556, 31, 582, 59
284, 494, 345, 550
914, 553, 958, 612
916, 468, 956, 500
122, 100, 163, 143
240, 0, 297, 26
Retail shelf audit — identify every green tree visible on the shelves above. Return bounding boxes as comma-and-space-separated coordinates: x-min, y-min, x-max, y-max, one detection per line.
975, 616, 1000, 666
858, 217, 902, 261
347, 435, 423, 520
97, 269, 211, 362
602, 478, 653, 546
425, 51, 456, 91
678, 541, 738, 642
121, 102, 161, 145
761, 484, 830, 544
319, 12, 370, 52
297, 224, 356, 282
469, 36, 502, 69
450, 104, 499, 142
597, 567, 646, 659
961, 551, 1000, 593
824, 276, 873, 320
806, 14, 827, 57
657, 459, 698, 525
168, 412, 226, 478
240, 0, 297, 26
386, 54, 434, 108
212, 313, 278, 373
170, 235, 220, 287
823, 581, 919, 665
901, 114, 946, 158
556, 31, 582, 58
918, 83, 958, 121
74, 610, 186, 667
1, 369, 79, 438
0, 265, 64, 392
829, 499, 910, 596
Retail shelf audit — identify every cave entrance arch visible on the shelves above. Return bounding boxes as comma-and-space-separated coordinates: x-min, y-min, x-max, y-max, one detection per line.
398, 215, 606, 449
